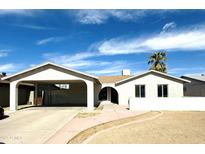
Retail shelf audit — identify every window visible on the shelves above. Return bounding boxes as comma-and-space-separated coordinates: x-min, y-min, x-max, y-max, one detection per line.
158, 84, 168, 97
135, 85, 145, 97
55, 84, 70, 89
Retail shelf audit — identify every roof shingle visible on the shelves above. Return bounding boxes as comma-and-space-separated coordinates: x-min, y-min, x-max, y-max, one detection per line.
98, 75, 131, 83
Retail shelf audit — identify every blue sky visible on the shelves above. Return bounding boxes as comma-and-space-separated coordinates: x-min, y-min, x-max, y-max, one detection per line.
0, 9, 205, 76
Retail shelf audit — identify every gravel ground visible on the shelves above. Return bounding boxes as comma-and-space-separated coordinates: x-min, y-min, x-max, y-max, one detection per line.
87, 111, 205, 144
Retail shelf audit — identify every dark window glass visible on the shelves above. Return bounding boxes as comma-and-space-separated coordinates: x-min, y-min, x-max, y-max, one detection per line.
135, 85, 145, 97
141, 85, 145, 97
135, 85, 140, 97
163, 85, 168, 97
158, 85, 162, 97
158, 84, 168, 97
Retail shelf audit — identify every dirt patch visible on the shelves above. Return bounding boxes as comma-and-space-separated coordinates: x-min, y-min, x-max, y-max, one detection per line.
87, 111, 205, 144
76, 111, 101, 118
68, 111, 160, 144
75, 105, 104, 118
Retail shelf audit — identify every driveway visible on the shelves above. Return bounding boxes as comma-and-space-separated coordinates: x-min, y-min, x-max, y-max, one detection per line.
0, 107, 84, 144
86, 111, 205, 144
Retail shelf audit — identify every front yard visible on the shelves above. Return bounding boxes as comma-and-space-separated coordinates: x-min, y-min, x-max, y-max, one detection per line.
83, 111, 205, 144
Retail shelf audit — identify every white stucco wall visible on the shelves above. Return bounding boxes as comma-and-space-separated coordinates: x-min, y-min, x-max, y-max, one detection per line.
94, 82, 102, 105
129, 97, 205, 111
116, 73, 184, 105
12, 68, 87, 82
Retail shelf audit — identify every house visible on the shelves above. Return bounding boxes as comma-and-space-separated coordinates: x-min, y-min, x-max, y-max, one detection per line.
181, 74, 205, 96
99, 70, 189, 106
0, 73, 35, 107
2, 62, 189, 111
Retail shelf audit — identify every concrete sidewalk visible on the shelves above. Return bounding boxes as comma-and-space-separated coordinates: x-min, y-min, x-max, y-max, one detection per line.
45, 103, 146, 144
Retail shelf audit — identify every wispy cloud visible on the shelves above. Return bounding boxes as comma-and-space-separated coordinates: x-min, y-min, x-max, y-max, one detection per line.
86, 61, 128, 75
169, 67, 205, 76
161, 22, 176, 33
90, 24, 205, 55
0, 49, 10, 58
0, 9, 41, 16
0, 63, 20, 73
12, 24, 52, 30
36, 37, 64, 45
70, 10, 178, 25
43, 51, 97, 62
72, 10, 148, 24
43, 51, 131, 75
43, 52, 105, 69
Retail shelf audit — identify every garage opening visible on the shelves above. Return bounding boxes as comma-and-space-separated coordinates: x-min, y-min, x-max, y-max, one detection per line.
17, 80, 87, 108
98, 87, 118, 104
36, 81, 87, 107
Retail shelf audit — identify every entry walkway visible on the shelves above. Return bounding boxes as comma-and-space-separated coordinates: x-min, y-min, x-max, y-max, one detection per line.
45, 103, 146, 144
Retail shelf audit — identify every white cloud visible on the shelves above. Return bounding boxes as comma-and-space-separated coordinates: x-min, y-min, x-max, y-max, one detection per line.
162, 22, 176, 33
36, 37, 64, 45
71, 10, 178, 25
75, 10, 108, 24
43, 51, 129, 75
0, 10, 40, 16
0, 63, 19, 73
0, 49, 10, 58
13, 24, 51, 30
43, 51, 110, 69
169, 67, 205, 76
73, 10, 147, 24
92, 25, 205, 55
86, 61, 128, 75
63, 60, 111, 69
43, 52, 97, 62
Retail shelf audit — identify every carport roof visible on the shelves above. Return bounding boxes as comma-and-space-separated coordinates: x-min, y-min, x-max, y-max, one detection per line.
2, 62, 98, 81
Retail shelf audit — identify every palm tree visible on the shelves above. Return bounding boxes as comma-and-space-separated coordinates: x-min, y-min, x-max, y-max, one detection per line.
148, 51, 167, 73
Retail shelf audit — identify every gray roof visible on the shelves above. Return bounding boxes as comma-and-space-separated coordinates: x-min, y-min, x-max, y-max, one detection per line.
182, 75, 205, 82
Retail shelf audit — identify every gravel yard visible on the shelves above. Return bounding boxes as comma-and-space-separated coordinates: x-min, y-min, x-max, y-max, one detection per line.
87, 111, 205, 144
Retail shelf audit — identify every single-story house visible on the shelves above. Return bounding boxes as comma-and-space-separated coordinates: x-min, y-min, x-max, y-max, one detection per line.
181, 75, 205, 96
2, 62, 189, 111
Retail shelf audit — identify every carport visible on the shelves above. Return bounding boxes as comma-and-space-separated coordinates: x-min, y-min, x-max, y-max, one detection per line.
2, 62, 99, 111
34, 80, 87, 106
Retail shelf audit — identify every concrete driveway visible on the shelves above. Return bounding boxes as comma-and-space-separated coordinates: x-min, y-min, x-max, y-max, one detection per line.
0, 107, 84, 144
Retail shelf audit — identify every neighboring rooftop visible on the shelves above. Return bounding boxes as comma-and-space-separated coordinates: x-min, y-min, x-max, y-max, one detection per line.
182, 74, 205, 82
99, 75, 131, 83
0, 74, 3, 79
0, 74, 9, 83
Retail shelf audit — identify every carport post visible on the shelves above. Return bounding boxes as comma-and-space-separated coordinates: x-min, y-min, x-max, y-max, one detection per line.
86, 80, 94, 111
10, 81, 18, 111
34, 83, 38, 106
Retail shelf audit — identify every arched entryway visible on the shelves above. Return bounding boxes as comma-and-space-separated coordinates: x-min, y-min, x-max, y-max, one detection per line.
98, 87, 118, 104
